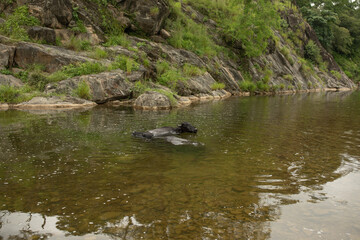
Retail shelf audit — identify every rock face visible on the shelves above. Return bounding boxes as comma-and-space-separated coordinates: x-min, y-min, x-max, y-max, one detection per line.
43, 0, 73, 28
0, 43, 15, 69
0, 74, 24, 87
118, 0, 170, 35
14, 42, 92, 73
134, 91, 171, 110
27, 26, 56, 45
176, 72, 217, 96
45, 70, 144, 103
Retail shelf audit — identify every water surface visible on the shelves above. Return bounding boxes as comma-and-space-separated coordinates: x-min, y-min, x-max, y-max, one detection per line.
0, 91, 360, 239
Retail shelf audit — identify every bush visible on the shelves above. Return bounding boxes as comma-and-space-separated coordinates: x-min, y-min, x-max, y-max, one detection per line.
73, 80, 91, 100
103, 34, 131, 47
0, 85, 19, 103
111, 56, 139, 74
89, 47, 108, 59
0, 6, 40, 41
65, 36, 92, 51
28, 72, 50, 91
305, 40, 321, 64
331, 70, 342, 80
182, 63, 204, 76
256, 81, 270, 92
280, 47, 295, 65
283, 74, 293, 81
48, 62, 107, 81
211, 82, 225, 90
239, 80, 257, 92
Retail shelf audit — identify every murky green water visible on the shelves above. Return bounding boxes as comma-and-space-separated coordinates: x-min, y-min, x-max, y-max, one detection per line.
0, 91, 360, 240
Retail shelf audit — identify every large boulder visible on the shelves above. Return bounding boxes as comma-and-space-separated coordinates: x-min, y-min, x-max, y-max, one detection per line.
45, 70, 144, 103
14, 42, 92, 72
43, 0, 73, 28
133, 91, 171, 110
0, 43, 15, 69
27, 26, 56, 45
0, 74, 24, 87
176, 72, 216, 96
118, 0, 170, 35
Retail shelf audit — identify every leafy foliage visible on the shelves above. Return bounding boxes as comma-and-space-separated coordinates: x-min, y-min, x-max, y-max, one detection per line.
0, 6, 40, 41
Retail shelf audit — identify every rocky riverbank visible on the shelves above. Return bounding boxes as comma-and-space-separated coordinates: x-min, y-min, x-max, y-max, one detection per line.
0, 0, 357, 111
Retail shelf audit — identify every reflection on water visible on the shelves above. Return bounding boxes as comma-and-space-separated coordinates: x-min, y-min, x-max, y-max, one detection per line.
0, 91, 359, 239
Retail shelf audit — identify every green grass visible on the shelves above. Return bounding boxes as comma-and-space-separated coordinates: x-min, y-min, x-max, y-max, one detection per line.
211, 82, 225, 90
103, 33, 131, 48
48, 62, 107, 82
283, 74, 293, 81
64, 36, 92, 51
110, 56, 139, 74
89, 47, 108, 59
156, 60, 185, 90
182, 63, 205, 77
239, 80, 257, 92
166, 0, 219, 57
73, 80, 91, 100
0, 6, 40, 41
330, 70, 342, 80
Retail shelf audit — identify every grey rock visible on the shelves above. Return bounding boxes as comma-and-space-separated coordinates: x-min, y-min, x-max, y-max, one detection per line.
16, 96, 96, 108
43, 0, 73, 28
134, 91, 171, 110
118, 0, 170, 35
0, 74, 24, 87
46, 70, 142, 103
27, 26, 56, 45
160, 29, 171, 39
0, 43, 15, 69
14, 42, 92, 73
176, 72, 216, 96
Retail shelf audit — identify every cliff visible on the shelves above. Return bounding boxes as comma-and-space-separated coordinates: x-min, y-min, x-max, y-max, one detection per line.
0, 0, 356, 109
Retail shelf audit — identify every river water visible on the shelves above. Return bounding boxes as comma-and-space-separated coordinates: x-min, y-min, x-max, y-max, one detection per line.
0, 91, 359, 240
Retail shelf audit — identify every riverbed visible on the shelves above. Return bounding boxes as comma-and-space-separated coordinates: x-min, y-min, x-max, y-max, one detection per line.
0, 91, 359, 239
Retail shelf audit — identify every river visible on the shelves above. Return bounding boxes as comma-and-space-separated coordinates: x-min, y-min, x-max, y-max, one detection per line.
0, 91, 359, 239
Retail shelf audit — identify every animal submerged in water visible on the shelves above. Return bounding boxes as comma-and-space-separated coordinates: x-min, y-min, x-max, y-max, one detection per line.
132, 122, 200, 145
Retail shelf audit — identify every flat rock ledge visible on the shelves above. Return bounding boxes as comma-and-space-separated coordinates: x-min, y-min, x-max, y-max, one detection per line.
133, 89, 232, 110
9, 96, 96, 109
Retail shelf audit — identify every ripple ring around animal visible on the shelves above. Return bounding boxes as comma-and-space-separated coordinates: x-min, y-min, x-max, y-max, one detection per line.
132, 122, 201, 146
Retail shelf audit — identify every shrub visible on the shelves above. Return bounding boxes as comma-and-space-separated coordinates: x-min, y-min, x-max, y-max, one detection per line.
111, 56, 139, 74
157, 68, 184, 89
279, 83, 285, 90
262, 68, 273, 84
28, 72, 50, 91
331, 70, 342, 80
150, 7, 159, 16
0, 6, 40, 41
0, 85, 18, 103
65, 36, 92, 51
283, 74, 293, 81
89, 47, 108, 59
156, 61, 171, 75
211, 82, 225, 90
305, 40, 321, 64
0, 69, 12, 75
48, 62, 107, 81
280, 47, 295, 65
256, 81, 270, 92
239, 80, 257, 92
73, 80, 91, 100
182, 63, 204, 77
103, 34, 131, 48
133, 81, 150, 96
